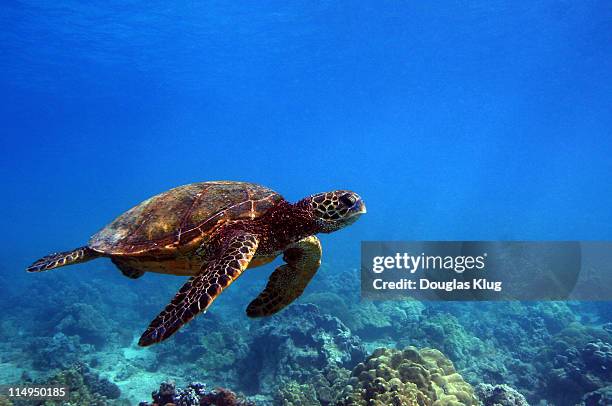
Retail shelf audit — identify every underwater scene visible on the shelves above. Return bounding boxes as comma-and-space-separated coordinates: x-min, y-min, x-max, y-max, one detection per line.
1, 1, 611, 405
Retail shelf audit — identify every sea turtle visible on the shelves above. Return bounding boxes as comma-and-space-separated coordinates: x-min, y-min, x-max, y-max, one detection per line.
27, 181, 366, 346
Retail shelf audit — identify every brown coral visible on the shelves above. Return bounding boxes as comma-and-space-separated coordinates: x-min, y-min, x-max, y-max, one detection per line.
275, 365, 352, 405
339, 346, 479, 406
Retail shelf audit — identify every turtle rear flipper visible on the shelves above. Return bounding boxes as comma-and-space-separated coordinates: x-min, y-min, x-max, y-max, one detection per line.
27, 246, 101, 272
111, 258, 145, 279
138, 232, 259, 346
247, 236, 322, 317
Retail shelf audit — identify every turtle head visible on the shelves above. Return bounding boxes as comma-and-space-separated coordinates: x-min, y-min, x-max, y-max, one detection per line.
299, 190, 366, 233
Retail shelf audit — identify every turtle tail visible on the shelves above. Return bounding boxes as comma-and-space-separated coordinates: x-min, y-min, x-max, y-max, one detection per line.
27, 246, 101, 273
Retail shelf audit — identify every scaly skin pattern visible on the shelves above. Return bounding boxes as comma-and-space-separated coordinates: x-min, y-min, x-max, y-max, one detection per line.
136, 200, 333, 345
27, 247, 100, 272
138, 233, 259, 346
26, 181, 366, 346
246, 235, 323, 317
107, 200, 319, 277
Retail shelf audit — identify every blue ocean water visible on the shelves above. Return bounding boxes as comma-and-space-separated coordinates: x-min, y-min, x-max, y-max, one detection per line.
1, 2, 611, 405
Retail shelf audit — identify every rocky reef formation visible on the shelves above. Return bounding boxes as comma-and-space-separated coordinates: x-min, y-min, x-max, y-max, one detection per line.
546, 336, 612, 404
269, 343, 488, 406
581, 385, 612, 406
21, 362, 125, 406
1, 262, 610, 405
406, 309, 497, 384
150, 312, 248, 385
303, 267, 424, 340
274, 365, 351, 406
474, 384, 529, 406
275, 381, 320, 405
241, 303, 366, 397
139, 380, 253, 406
338, 300, 611, 405
273, 345, 485, 406
28, 333, 93, 370
49, 303, 110, 347
336, 346, 478, 406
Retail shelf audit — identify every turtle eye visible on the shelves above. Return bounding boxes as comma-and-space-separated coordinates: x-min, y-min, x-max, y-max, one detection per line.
340, 194, 356, 207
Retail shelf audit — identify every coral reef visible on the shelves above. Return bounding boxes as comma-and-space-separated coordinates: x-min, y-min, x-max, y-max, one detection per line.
275, 365, 351, 406
31, 362, 124, 406
407, 309, 495, 378
303, 267, 425, 338
50, 303, 110, 346
581, 385, 612, 406
474, 384, 529, 406
1, 261, 610, 405
241, 303, 366, 396
546, 338, 612, 404
275, 381, 319, 406
411, 302, 611, 404
337, 346, 478, 405
28, 332, 93, 369
83, 368, 122, 400
140, 312, 250, 393
139, 380, 254, 406
152, 313, 248, 377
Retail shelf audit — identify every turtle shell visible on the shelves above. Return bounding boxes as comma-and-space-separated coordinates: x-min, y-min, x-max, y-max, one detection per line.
89, 181, 283, 256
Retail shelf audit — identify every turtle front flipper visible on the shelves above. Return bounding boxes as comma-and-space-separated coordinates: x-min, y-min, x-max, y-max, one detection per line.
27, 246, 101, 272
247, 235, 322, 318
138, 232, 259, 346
